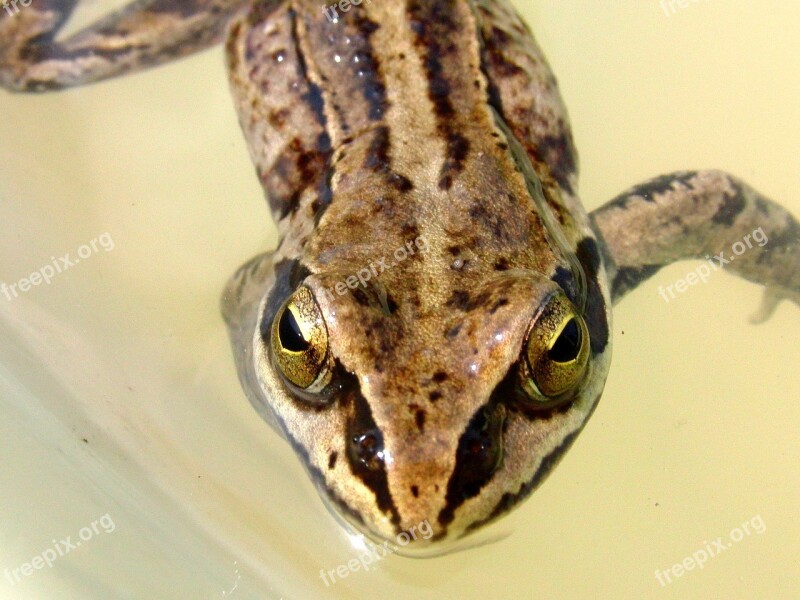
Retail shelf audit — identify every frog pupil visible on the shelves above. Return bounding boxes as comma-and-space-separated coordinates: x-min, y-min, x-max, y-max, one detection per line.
549, 318, 581, 362
279, 308, 309, 352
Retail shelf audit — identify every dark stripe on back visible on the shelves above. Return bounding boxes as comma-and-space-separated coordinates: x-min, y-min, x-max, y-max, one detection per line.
364, 126, 415, 192
351, 12, 390, 122
289, 9, 330, 147
304, 4, 390, 135
471, 1, 577, 196
472, 4, 509, 126
247, 7, 331, 219
407, 0, 471, 190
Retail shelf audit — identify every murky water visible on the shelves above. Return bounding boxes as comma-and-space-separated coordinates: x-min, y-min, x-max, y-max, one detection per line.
1, 1, 798, 598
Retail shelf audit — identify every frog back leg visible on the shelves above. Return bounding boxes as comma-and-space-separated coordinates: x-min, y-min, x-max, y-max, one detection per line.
591, 170, 800, 317
0, 0, 247, 92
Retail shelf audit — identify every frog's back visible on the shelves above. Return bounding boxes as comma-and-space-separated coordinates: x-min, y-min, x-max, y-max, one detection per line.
226, 0, 592, 264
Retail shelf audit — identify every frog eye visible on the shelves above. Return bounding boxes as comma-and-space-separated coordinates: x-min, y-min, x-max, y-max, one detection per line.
270, 286, 331, 392
521, 293, 590, 402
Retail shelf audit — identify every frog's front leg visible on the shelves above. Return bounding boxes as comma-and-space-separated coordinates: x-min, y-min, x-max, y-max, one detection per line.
0, 0, 247, 92
590, 170, 800, 318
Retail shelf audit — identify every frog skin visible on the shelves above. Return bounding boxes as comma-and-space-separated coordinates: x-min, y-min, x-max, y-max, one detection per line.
2, 0, 798, 553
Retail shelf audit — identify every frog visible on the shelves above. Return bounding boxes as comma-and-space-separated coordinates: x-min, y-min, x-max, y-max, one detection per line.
2, 0, 797, 554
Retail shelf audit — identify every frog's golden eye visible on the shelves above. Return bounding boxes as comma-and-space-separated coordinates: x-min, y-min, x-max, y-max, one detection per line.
521, 293, 590, 402
271, 286, 331, 392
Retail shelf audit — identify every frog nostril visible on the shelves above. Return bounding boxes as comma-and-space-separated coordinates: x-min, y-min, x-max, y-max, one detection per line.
349, 428, 385, 471
439, 402, 505, 526
343, 382, 401, 526
456, 404, 505, 495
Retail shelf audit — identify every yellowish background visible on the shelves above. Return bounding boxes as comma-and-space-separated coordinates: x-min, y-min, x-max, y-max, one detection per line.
0, 1, 798, 598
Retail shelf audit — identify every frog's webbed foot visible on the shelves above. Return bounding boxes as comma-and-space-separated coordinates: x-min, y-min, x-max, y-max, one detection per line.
0, 0, 247, 92
589, 170, 800, 318
750, 286, 800, 324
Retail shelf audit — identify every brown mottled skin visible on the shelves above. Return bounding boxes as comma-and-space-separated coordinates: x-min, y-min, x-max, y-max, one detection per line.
2, 0, 797, 553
